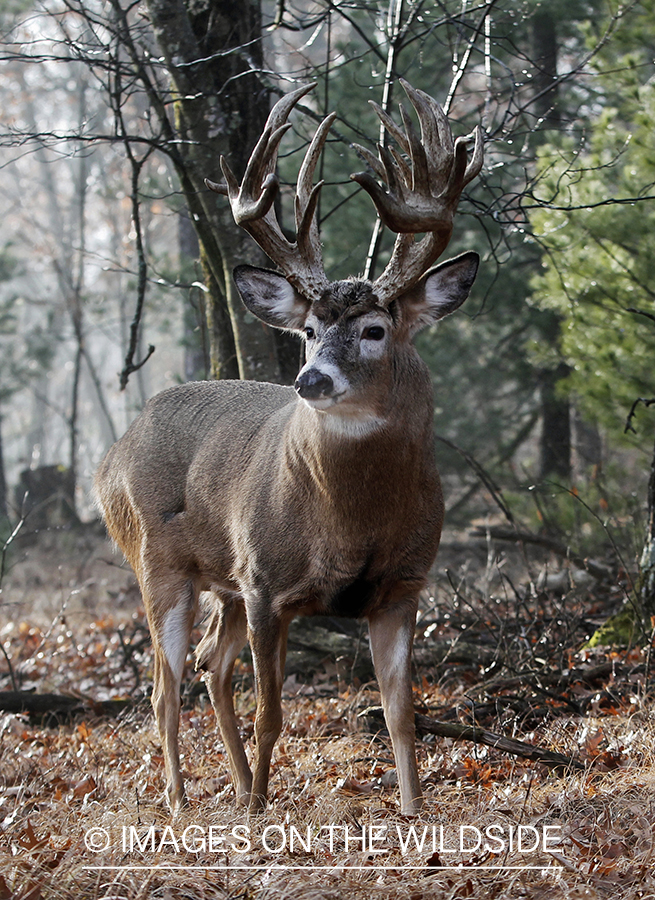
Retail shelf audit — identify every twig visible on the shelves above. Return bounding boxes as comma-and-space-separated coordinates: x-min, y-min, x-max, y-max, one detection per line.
0, 512, 26, 591
436, 435, 517, 527
0, 641, 17, 692
625, 397, 655, 435
542, 482, 636, 599
646, 621, 655, 692
627, 306, 655, 325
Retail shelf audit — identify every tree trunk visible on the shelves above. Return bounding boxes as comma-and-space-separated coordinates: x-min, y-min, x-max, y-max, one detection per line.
640, 432, 655, 618
200, 245, 240, 381
539, 360, 571, 481
531, 9, 560, 128
532, 12, 571, 482
0, 414, 7, 521
145, 0, 282, 383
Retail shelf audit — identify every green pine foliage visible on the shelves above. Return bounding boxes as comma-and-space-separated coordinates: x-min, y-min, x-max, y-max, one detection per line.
530, 74, 655, 444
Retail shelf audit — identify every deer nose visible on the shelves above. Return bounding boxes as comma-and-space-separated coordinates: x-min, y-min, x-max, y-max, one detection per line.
295, 368, 335, 400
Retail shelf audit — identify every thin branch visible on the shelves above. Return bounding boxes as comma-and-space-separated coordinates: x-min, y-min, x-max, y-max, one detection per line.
444, 0, 500, 116
363, 0, 405, 281
119, 147, 156, 391
363, 706, 584, 771
435, 434, 517, 528
468, 525, 612, 581
413, 712, 584, 771
627, 307, 655, 325
625, 397, 655, 435
107, 16, 158, 391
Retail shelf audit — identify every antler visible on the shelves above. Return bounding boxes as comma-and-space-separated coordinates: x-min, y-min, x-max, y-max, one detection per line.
351, 79, 483, 304
208, 80, 482, 306
206, 83, 334, 302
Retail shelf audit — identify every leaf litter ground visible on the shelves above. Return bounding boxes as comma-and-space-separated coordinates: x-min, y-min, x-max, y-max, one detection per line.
1, 527, 655, 899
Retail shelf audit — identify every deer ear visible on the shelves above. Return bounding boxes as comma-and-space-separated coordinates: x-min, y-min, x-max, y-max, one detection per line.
403, 251, 479, 335
233, 265, 310, 330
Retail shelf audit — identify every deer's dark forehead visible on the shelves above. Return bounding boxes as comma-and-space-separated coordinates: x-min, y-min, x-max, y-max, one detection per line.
312, 279, 386, 323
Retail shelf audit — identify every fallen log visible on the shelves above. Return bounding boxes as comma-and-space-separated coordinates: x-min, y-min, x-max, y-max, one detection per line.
414, 713, 584, 771
361, 706, 584, 772
1, 690, 585, 773
468, 525, 612, 581
0, 691, 132, 718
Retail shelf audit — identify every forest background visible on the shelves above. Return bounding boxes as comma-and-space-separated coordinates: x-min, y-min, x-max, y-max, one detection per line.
1, 0, 655, 625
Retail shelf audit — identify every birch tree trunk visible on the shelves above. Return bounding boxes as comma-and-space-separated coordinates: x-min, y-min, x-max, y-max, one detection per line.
640, 435, 655, 617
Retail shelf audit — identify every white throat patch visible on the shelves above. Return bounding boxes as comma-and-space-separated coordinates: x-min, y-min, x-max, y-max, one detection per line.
318, 410, 386, 438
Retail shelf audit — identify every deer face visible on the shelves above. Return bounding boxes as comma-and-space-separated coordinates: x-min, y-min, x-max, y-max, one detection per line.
296, 281, 393, 419
233, 251, 479, 424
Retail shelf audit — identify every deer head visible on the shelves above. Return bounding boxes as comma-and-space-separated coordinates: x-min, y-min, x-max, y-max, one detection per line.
207, 80, 482, 286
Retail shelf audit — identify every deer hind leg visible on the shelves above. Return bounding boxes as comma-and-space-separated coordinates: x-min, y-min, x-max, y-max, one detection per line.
246, 604, 290, 813
195, 595, 252, 805
143, 574, 196, 816
368, 598, 422, 816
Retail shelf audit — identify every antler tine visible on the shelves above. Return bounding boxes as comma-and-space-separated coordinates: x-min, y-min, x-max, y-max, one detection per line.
206, 83, 332, 301
402, 80, 453, 160
349, 79, 484, 304
369, 100, 410, 155
462, 125, 484, 186
265, 82, 316, 133
352, 143, 386, 181
209, 122, 290, 223
206, 85, 314, 203
398, 103, 430, 194
296, 112, 336, 256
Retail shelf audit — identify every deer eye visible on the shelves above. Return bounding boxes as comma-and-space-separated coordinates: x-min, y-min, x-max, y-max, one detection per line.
304, 327, 315, 340
362, 325, 385, 341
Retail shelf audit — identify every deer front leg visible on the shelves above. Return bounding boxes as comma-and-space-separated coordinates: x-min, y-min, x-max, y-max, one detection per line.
246, 606, 290, 813
145, 576, 196, 816
195, 596, 252, 805
368, 598, 422, 816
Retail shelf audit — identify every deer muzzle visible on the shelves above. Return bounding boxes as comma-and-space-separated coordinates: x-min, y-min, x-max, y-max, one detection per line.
294, 367, 336, 401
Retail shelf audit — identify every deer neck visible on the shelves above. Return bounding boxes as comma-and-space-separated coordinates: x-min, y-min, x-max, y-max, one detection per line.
283, 356, 434, 495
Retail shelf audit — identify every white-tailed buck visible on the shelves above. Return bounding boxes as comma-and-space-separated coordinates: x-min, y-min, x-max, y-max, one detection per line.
95, 80, 483, 816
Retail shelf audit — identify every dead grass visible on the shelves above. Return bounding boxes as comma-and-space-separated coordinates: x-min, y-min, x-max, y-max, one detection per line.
1, 528, 655, 898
